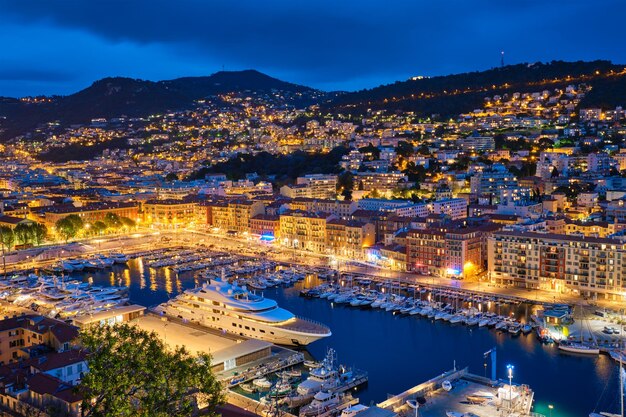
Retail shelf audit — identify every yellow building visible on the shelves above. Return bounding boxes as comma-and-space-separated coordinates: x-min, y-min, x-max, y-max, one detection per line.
202, 200, 265, 234
143, 199, 196, 228
546, 217, 623, 238
279, 210, 330, 253
325, 219, 375, 259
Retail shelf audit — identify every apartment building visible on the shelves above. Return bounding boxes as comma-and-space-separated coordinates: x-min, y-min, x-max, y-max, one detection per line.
470, 166, 518, 196
459, 134, 495, 152
250, 214, 280, 239
488, 231, 626, 300
357, 198, 428, 217
279, 210, 333, 253
546, 217, 623, 238
325, 219, 375, 258
205, 200, 265, 234
143, 199, 197, 228
289, 198, 358, 219
280, 174, 337, 199
0, 315, 78, 365
0, 316, 84, 416
429, 198, 468, 220
406, 226, 488, 279
354, 172, 411, 191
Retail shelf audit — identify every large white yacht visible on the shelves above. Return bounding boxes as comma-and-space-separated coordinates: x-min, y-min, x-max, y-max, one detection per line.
153, 278, 331, 346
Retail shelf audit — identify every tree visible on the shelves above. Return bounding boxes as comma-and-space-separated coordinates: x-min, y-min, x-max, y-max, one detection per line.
120, 217, 136, 230
337, 172, 354, 201
30, 223, 47, 246
14, 223, 32, 246
0, 226, 15, 251
165, 172, 179, 182
93, 221, 107, 235
55, 215, 83, 243
551, 167, 560, 178
368, 189, 381, 199
394, 141, 414, 158
358, 144, 380, 161
66, 214, 84, 231
103, 213, 122, 230
78, 324, 223, 417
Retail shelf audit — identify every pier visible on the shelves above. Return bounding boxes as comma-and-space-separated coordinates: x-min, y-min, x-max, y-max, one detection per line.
378, 367, 537, 417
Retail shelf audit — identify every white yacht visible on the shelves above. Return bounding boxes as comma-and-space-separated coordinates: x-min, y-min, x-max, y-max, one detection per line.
153, 278, 331, 346
63, 259, 85, 272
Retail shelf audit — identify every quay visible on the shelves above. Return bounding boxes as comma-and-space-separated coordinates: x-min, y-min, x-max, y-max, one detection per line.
337, 271, 545, 307
378, 367, 536, 417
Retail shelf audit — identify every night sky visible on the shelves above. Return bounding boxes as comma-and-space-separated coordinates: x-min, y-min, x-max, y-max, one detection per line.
1, 0, 625, 97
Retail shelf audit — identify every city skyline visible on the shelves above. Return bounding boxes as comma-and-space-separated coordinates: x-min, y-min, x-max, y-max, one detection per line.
1, 0, 626, 97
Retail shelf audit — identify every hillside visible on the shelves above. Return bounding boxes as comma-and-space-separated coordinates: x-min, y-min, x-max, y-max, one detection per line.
2, 61, 625, 141
328, 60, 626, 117
0, 70, 321, 140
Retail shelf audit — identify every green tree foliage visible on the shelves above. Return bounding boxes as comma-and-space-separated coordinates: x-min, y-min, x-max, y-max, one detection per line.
394, 141, 414, 158
14, 223, 32, 245
120, 217, 136, 230
336, 172, 354, 201
78, 324, 223, 417
93, 221, 107, 235
189, 146, 349, 182
55, 215, 84, 243
509, 162, 537, 178
103, 213, 122, 230
447, 156, 472, 171
165, 172, 179, 182
402, 162, 428, 184
358, 144, 380, 161
0, 226, 15, 251
30, 223, 47, 246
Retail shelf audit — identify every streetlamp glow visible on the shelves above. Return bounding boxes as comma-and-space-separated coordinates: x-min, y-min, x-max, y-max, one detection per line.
548, 404, 554, 417
507, 364, 514, 411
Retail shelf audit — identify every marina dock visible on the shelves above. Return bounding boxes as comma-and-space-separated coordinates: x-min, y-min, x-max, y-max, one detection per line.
378, 367, 536, 417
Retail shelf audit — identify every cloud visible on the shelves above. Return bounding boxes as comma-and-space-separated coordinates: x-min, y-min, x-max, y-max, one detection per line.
0, 0, 625, 95
0, 68, 75, 82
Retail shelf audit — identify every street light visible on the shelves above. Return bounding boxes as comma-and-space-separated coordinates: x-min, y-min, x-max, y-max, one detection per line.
507, 364, 514, 411
548, 404, 554, 417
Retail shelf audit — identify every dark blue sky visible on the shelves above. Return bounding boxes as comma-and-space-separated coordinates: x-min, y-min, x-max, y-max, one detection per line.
1, 0, 625, 97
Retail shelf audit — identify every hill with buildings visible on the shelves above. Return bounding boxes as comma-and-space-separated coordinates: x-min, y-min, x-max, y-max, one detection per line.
1, 61, 625, 142
0, 70, 323, 141
327, 60, 626, 117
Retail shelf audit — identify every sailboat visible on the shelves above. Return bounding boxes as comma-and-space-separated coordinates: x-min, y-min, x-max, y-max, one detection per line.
559, 303, 599, 355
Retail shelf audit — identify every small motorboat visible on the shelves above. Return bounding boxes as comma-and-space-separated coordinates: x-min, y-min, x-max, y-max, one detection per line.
442, 380, 452, 392
284, 369, 302, 378
558, 341, 600, 355
240, 383, 257, 393
304, 360, 321, 369
253, 377, 272, 389
341, 404, 369, 417
466, 392, 493, 404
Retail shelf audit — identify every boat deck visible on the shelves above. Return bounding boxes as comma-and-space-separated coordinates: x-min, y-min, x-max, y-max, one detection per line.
275, 316, 331, 335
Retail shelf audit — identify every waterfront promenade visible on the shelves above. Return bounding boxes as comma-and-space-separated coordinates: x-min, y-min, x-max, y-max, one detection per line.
4, 228, 626, 313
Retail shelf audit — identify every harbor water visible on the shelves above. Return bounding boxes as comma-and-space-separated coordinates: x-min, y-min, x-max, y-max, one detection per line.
75, 259, 622, 417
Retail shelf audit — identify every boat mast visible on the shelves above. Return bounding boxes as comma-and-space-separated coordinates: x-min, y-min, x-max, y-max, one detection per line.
619, 343, 624, 417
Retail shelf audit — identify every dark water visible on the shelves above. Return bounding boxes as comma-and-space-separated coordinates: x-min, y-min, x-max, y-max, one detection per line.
73, 259, 622, 417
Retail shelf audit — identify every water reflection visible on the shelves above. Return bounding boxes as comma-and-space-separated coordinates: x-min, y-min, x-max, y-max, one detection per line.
164, 268, 173, 295
68, 260, 622, 416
